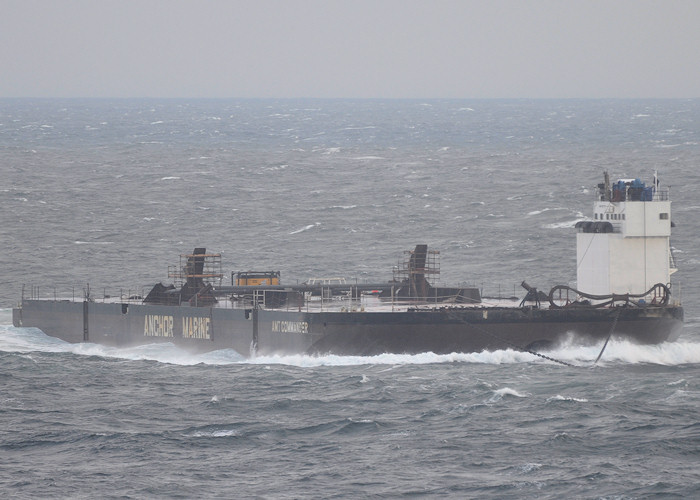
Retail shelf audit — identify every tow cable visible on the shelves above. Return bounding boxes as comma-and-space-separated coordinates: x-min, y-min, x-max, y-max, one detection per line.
592, 309, 621, 366
443, 306, 624, 368
443, 309, 577, 368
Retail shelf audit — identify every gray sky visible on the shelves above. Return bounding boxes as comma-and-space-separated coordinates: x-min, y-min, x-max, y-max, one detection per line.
2, 0, 700, 98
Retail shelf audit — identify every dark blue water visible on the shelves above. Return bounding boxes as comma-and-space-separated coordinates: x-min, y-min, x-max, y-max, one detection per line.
2, 99, 700, 498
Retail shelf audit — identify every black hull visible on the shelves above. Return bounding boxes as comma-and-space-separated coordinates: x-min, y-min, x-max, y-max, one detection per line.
303, 306, 684, 355
12, 299, 684, 357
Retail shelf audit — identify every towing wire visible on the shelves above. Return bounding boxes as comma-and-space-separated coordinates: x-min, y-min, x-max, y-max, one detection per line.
443, 309, 577, 368
441, 305, 625, 368
592, 309, 620, 366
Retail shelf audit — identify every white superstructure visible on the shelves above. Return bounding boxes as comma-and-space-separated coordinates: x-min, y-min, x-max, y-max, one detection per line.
576, 172, 676, 297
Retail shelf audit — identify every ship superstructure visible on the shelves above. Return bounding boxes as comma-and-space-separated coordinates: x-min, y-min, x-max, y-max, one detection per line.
576, 172, 677, 299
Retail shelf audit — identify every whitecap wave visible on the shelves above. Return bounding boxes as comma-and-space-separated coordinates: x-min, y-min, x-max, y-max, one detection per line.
517, 463, 542, 474
289, 222, 320, 235
527, 207, 568, 216
544, 218, 587, 229
492, 387, 529, 398
188, 429, 239, 438
547, 394, 588, 403
668, 379, 687, 386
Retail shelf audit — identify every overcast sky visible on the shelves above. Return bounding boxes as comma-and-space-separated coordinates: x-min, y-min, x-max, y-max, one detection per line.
2, 0, 699, 99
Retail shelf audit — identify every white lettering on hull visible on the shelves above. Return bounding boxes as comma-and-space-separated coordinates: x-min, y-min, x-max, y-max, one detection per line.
182, 316, 211, 339
144, 314, 174, 337
271, 320, 309, 334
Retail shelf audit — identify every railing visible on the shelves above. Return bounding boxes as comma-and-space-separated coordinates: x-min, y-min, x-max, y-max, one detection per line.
654, 188, 670, 202
23, 285, 151, 303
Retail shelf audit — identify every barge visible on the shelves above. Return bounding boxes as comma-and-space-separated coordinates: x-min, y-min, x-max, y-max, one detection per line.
12, 173, 684, 357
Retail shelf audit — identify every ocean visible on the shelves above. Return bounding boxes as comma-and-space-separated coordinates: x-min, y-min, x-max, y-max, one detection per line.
1, 98, 699, 498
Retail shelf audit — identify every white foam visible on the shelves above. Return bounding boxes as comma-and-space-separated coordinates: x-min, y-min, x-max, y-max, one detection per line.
668, 379, 687, 386
493, 387, 529, 398
289, 222, 320, 235
247, 349, 539, 367
544, 218, 587, 229
527, 207, 568, 216
189, 429, 238, 438
0, 324, 244, 365
517, 463, 542, 474
547, 394, 588, 403
536, 337, 700, 366
484, 387, 530, 404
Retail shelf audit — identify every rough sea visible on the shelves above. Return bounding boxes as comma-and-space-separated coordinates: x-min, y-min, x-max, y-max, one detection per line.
1, 99, 700, 498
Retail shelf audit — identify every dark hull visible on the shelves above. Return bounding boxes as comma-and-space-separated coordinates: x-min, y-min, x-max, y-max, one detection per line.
12, 299, 684, 357
303, 306, 684, 355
